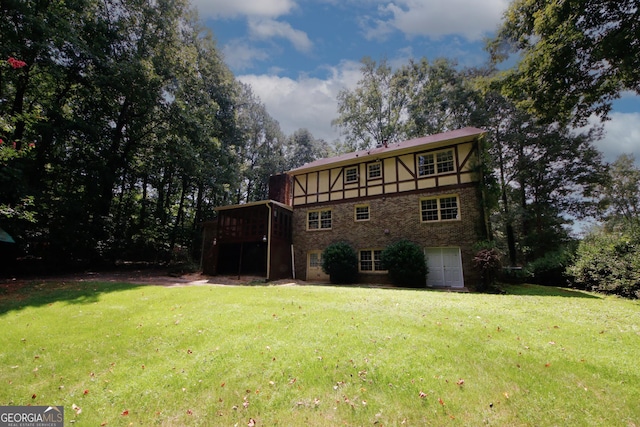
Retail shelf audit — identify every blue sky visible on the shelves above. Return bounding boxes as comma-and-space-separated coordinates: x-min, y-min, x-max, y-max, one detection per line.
191, 0, 640, 164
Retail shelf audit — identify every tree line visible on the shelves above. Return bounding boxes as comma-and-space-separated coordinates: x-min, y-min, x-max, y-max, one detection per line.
1, 0, 327, 270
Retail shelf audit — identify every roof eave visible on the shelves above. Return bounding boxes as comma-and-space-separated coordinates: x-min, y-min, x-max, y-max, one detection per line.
288, 127, 485, 175
214, 199, 293, 213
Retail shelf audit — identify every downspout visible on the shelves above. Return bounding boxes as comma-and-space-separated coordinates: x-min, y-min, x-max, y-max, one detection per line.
266, 202, 272, 280
291, 244, 295, 280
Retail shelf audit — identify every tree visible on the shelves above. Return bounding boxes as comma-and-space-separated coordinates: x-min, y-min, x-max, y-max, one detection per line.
0, 0, 242, 267
599, 154, 640, 226
568, 225, 640, 299
234, 83, 286, 203
488, 0, 640, 126
405, 58, 483, 138
333, 57, 482, 151
285, 128, 330, 170
332, 57, 411, 150
477, 88, 607, 264
567, 155, 640, 298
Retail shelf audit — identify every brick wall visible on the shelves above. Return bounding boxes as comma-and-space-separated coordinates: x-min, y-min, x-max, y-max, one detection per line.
292, 184, 485, 289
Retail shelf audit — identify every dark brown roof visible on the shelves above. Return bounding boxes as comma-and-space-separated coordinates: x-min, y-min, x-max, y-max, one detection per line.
288, 127, 486, 174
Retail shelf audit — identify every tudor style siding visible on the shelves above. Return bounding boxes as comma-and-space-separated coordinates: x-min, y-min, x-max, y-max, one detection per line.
288, 127, 487, 288
291, 140, 478, 206
292, 185, 484, 286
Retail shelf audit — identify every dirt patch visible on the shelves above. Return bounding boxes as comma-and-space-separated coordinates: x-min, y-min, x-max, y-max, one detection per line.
1, 269, 305, 288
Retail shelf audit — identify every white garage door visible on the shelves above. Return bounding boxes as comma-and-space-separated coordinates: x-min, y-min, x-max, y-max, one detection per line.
424, 247, 464, 288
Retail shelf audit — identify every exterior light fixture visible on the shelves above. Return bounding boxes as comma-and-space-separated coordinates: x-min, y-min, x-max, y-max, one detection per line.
262, 235, 267, 242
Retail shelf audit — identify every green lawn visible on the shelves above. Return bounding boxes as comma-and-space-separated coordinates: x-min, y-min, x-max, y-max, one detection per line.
1, 280, 639, 426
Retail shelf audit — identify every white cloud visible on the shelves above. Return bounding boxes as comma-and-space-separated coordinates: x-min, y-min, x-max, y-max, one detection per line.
592, 112, 640, 164
248, 18, 313, 53
190, 0, 296, 19
238, 61, 363, 142
363, 0, 509, 41
222, 39, 270, 71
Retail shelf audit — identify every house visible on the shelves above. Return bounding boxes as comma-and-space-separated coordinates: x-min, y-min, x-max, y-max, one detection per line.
202, 127, 488, 289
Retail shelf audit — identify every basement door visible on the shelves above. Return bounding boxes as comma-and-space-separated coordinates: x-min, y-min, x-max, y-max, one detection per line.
306, 250, 329, 282
424, 247, 464, 288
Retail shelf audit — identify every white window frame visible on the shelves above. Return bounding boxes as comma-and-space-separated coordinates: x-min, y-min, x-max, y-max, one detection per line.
308, 251, 324, 268
354, 204, 370, 222
345, 166, 358, 184
417, 149, 455, 177
367, 162, 382, 180
307, 209, 332, 230
359, 249, 385, 272
420, 195, 460, 222
436, 150, 455, 174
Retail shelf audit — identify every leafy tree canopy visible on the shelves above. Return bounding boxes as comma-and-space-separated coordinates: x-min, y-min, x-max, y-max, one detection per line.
488, 0, 640, 126
599, 154, 640, 226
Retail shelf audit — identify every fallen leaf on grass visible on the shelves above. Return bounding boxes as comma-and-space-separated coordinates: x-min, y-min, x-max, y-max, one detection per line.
456, 379, 465, 386
248, 418, 256, 427
419, 391, 427, 399
121, 410, 129, 416
438, 397, 445, 406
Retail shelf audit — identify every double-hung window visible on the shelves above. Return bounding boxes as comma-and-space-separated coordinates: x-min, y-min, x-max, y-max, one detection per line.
307, 209, 332, 230
359, 249, 384, 272
355, 205, 370, 221
345, 167, 358, 184
368, 162, 382, 180
417, 149, 455, 176
420, 195, 459, 222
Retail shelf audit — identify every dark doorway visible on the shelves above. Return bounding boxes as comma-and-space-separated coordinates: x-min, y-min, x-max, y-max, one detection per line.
216, 242, 268, 276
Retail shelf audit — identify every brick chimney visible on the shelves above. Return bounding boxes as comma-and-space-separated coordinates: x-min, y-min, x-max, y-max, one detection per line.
268, 173, 292, 205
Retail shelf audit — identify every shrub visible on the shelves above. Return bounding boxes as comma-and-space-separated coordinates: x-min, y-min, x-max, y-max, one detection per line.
567, 227, 640, 299
381, 239, 427, 288
322, 241, 358, 284
473, 247, 502, 291
524, 246, 575, 285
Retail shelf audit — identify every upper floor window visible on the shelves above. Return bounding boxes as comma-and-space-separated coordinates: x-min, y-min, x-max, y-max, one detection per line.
418, 149, 455, 176
368, 162, 382, 180
436, 150, 454, 173
354, 205, 370, 221
345, 167, 358, 184
307, 209, 332, 230
359, 249, 385, 272
420, 195, 459, 222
